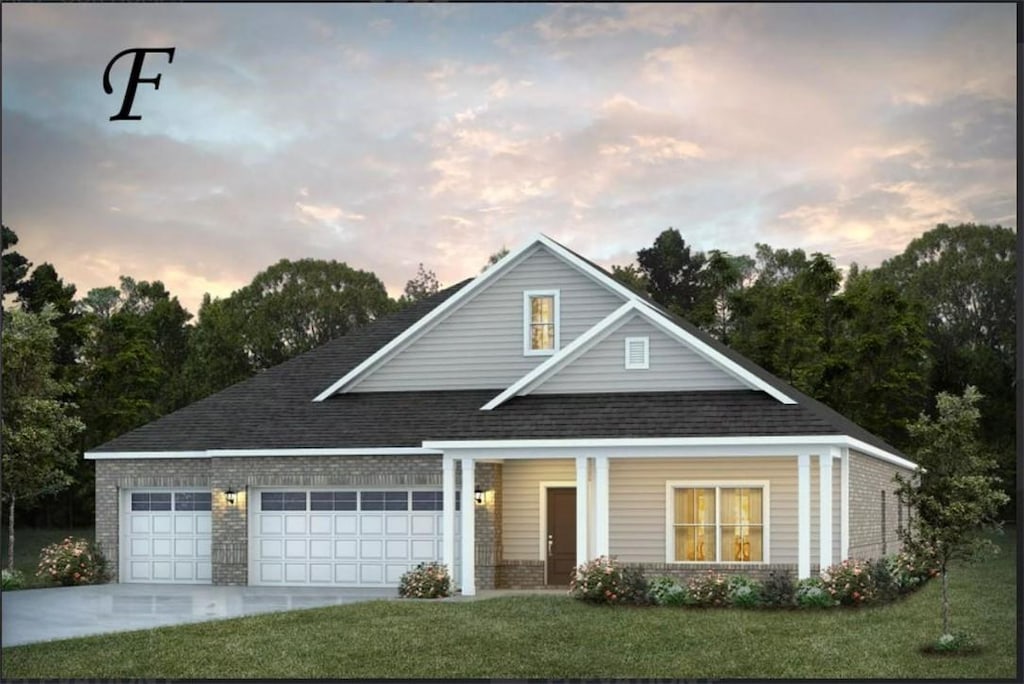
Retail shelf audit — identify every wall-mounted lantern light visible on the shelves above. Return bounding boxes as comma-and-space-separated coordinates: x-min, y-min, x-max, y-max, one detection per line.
473, 487, 485, 506
225, 488, 237, 506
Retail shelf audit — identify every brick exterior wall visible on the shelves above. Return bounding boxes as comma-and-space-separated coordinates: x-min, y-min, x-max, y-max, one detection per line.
474, 463, 502, 590
848, 450, 913, 560
497, 560, 547, 588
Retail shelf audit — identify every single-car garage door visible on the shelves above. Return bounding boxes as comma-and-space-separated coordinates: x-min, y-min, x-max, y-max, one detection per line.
250, 489, 459, 586
121, 490, 212, 583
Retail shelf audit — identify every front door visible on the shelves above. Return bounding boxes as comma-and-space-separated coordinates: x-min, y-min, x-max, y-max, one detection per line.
546, 487, 576, 585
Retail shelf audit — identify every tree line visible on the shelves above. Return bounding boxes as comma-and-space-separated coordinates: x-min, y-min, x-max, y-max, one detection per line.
0, 223, 1016, 532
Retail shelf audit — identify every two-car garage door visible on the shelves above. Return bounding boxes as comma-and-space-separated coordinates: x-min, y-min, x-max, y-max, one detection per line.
121, 488, 456, 587
249, 489, 459, 586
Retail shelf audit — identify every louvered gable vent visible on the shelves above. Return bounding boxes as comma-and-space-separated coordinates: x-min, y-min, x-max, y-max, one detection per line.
624, 336, 650, 370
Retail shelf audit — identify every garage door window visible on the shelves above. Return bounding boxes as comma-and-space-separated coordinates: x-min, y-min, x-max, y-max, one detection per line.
310, 491, 357, 511
361, 491, 408, 511
262, 492, 307, 510
175, 492, 211, 511
131, 492, 171, 511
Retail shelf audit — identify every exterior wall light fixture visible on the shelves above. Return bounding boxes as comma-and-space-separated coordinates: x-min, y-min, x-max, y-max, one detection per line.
225, 488, 237, 506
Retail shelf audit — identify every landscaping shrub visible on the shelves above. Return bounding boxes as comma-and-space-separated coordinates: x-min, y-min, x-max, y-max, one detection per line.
820, 558, 878, 606
686, 570, 730, 607
795, 577, 835, 608
647, 576, 688, 606
2, 568, 26, 590
869, 557, 899, 603
887, 546, 941, 595
36, 537, 107, 586
761, 569, 796, 607
569, 556, 649, 605
397, 561, 451, 598
726, 575, 764, 608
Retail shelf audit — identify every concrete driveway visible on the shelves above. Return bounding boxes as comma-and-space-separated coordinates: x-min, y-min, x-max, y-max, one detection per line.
1, 583, 396, 647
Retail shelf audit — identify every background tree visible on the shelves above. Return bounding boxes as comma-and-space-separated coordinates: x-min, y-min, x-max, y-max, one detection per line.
893, 387, 1009, 638
635, 228, 708, 320
2, 225, 31, 301
16, 263, 87, 383
398, 263, 441, 307
609, 264, 650, 293
482, 246, 510, 272
877, 223, 1016, 513
1, 307, 86, 568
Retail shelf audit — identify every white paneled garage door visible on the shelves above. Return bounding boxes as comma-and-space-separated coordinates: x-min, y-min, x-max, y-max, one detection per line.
122, 490, 212, 583
250, 489, 460, 587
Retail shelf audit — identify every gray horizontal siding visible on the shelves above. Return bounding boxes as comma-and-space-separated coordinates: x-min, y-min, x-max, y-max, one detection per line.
535, 314, 747, 394
353, 245, 624, 391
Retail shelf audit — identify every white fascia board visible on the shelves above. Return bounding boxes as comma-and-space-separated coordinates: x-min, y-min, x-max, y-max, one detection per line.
311, 238, 546, 402
482, 301, 638, 410
84, 450, 208, 460
422, 434, 915, 469
85, 447, 442, 460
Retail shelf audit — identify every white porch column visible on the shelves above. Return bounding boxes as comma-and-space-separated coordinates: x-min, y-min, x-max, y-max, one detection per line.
840, 448, 850, 560
442, 454, 456, 585
819, 454, 833, 569
459, 458, 476, 596
594, 455, 610, 557
575, 455, 589, 566
797, 453, 811, 579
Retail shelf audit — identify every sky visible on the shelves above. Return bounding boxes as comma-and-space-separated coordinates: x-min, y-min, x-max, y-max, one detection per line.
1, 3, 1016, 316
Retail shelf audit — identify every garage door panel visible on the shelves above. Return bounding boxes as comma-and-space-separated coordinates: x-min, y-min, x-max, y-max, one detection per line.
196, 516, 212, 535
260, 539, 282, 559
309, 515, 332, 535
130, 538, 149, 556
174, 538, 194, 557
360, 539, 383, 559
386, 540, 408, 559
285, 539, 306, 558
130, 517, 150, 534
285, 563, 306, 583
152, 561, 172, 580
360, 564, 384, 584
335, 515, 357, 535
310, 539, 331, 558
334, 539, 357, 559
411, 539, 435, 559
411, 515, 436, 535
284, 515, 306, 535
197, 538, 211, 558
335, 564, 357, 583
261, 564, 282, 582
309, 563, 332, 583
260, 516, 283, 535
152, 538, 172, 556
385, 516, 408, 535
196, 563, 212, 581
174, 516, 193, 534
360, 515, 383, 535
152, 516, 172, 534
174, 561, 195, 581
386, 564, 410, 583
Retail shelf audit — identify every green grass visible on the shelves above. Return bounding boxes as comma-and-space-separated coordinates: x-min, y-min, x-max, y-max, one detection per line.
0, 527, 95, 587
2, 531, 1016, 679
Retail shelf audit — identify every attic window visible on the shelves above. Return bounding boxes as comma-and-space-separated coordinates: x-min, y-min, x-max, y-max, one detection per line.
524, 290, 560, 356
624, 336, 649, 369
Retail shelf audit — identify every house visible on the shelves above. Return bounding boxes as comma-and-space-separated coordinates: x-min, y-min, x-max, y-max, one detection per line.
86, 234, 914, 595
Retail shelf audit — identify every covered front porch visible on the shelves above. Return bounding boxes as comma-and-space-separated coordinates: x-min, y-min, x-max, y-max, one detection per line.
429, 437, 860, 596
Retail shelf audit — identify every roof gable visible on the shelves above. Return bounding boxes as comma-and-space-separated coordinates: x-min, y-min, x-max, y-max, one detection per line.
313, 234, 634, 400
482, 301, 795, 409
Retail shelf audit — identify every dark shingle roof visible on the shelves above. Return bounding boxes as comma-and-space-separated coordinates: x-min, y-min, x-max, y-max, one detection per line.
91, 242, 905, 459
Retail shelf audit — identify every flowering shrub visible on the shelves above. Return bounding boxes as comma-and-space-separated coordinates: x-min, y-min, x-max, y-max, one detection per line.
36, 537, 107, 586
398, 562, 451, 598
887, 546, 940, 594
820, 558, 878, 606
727, 576, 764, 608
686, 570, 731, 607
795, 577, 835, 608
569, 556, 648, 605
647, 576, 688, 606
2, 568, 26, 590
761, 570, 796, 607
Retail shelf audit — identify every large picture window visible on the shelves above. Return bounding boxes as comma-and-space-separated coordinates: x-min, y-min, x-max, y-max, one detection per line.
669, 483, 767, 563
523, 290, 560, 355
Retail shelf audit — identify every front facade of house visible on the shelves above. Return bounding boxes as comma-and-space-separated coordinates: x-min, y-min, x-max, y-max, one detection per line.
88, 236, 915, 595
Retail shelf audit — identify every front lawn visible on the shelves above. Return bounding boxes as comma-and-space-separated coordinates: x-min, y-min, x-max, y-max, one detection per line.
0, 527, 96, 588
2, 531, 1016, 679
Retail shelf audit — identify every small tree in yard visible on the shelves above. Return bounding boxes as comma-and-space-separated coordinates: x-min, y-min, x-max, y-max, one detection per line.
894, 386, 1009, 643
1, 307, 85, 570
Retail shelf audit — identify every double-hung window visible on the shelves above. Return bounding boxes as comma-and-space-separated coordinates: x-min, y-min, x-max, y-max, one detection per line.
668, 483, 768, 563
523, 290, 560, 355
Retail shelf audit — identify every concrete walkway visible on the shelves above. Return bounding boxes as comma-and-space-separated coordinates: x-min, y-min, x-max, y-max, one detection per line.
1, 583, 395, 647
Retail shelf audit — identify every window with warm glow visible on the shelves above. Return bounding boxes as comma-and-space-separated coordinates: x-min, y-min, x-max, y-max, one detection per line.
524, 291, 559, 355
671, 485, 765, 562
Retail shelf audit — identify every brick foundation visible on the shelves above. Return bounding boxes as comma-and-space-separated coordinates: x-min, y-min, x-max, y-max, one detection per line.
496, 560, 547, 588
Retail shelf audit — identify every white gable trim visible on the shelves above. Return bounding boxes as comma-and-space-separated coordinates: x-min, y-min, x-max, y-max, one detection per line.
481, 300, 795, 410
